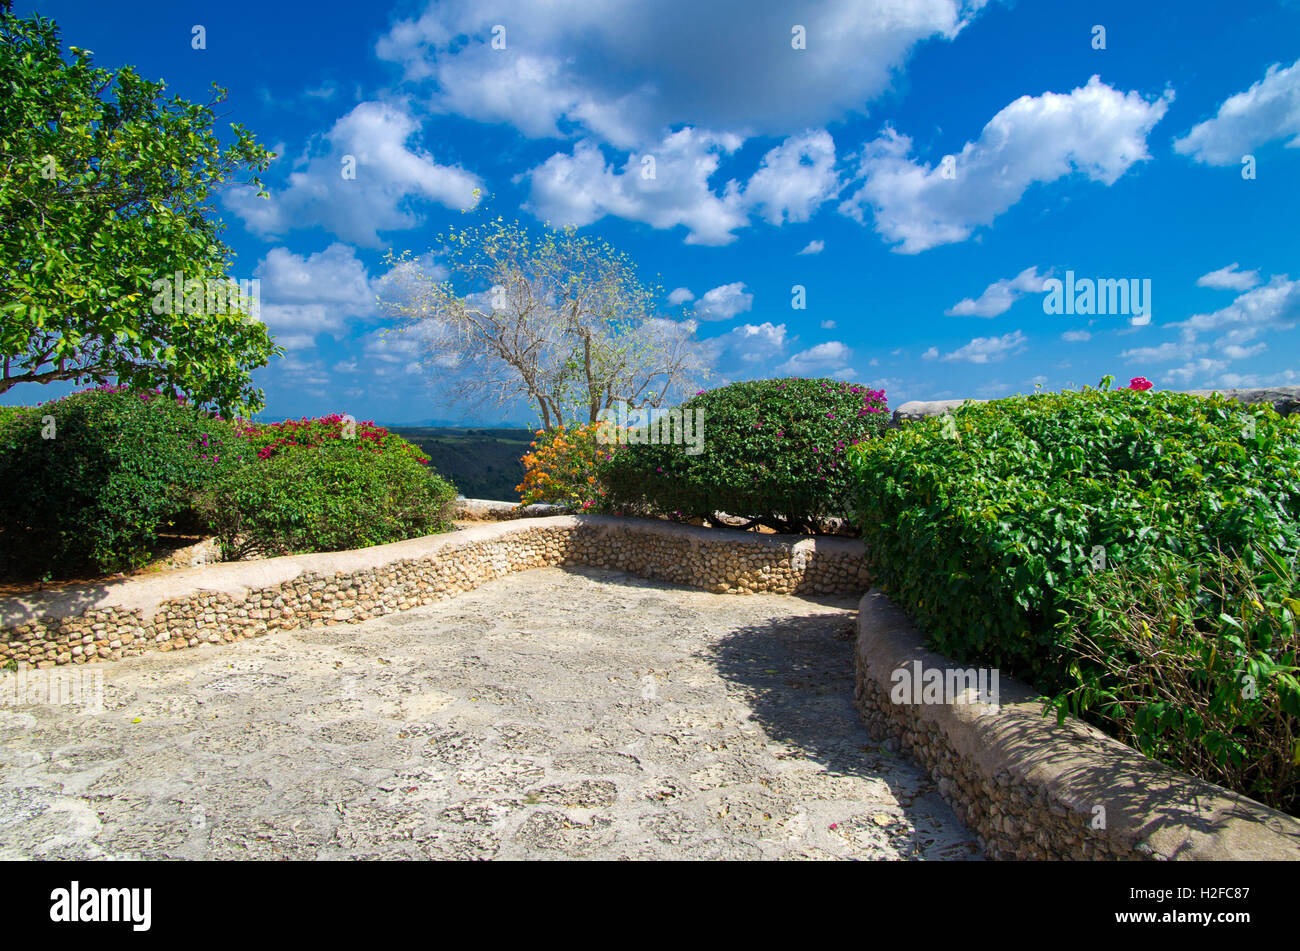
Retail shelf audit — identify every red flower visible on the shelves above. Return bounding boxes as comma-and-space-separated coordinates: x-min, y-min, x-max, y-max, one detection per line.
1127, 377, 1154, 391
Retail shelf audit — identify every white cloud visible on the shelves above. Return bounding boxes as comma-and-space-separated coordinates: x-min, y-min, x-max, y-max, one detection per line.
667, 287, 695, 306
1163, 358, 1229, 386
1121, 275, 1299, 374
526, 126, 846, 244
839, 77, 1171, 253
225, 101, 483, 247
1196, 262, 1262, 292
741, 130, 840, 225
1178, 275, 1300, 339
820, 319, 837, 330
930, 330, 1027, 364
1222, 342, 1267, 360
1174, 57, 1300, 165
1120, 340, 1204, 363
254, 243, 379, 351
1061, 329, 1091, 342
1217, 370, 1300, 388
377, 1, 989, 148
693, 282, 754, 321
777, 341, 853, 375
799, 240, 826, 255
946, 266, 1051, 317
704, 321, 790, 379
524, 130, 748, 245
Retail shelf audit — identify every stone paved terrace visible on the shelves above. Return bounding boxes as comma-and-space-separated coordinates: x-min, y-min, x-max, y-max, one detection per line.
0, 567, 980, 860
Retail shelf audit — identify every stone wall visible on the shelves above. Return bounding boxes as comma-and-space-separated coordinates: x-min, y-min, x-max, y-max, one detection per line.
853, 590, 1300, 860
0, 516, 869, 670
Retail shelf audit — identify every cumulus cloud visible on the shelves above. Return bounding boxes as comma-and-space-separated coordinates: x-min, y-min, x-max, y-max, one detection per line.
667, 287, 695, 305
376, 0, 988, 148
741, 130, 840, 225
1163, 358, 1230, 386
798, 240, 826, 255
1217, 369, 1300, 388
225, 101, 483, 247
839, 77, 1171, 253
1196, 262, 1262, 291
525, 127, 842, 244
525, 130, 748, 245
1061, 329, 1091, 342
926, 330, 1027, 364
1174, 57, 1300, 165
693, 282, 754, 321
946, 266, 1052, 317
778, 341, 853, 376
1121, 276, 1299, 380
703, 321, 790, 380
254, 243, 379, 350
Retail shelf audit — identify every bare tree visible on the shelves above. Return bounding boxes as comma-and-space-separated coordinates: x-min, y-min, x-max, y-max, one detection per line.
379, 219, 705, 429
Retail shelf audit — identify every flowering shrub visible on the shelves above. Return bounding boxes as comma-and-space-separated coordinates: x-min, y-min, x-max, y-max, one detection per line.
200, 413, 457, 557
237, 414, 430, 463
517, 424, 612, 510
1126, 376, 1154, 391
201, 447, 457, 560
0, 386, 252, 577
602, 378, 890, 532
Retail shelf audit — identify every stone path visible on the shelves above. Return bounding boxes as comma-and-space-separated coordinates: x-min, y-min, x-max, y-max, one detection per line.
0, 567, 980, 860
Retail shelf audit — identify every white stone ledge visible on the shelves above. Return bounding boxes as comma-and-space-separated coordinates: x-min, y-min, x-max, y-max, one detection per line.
855, 589, 1300, 860
0, 516, 866, 631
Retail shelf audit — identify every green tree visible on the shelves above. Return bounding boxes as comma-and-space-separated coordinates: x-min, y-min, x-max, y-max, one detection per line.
0, 5, 281, 415
380, 216, 705, 430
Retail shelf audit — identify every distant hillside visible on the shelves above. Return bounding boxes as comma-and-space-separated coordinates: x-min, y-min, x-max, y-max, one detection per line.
390, 427, 535, 502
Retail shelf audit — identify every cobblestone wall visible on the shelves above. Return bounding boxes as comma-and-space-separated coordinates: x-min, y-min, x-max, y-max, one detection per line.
853, 590, 1300, 860
1, 517, 870, 669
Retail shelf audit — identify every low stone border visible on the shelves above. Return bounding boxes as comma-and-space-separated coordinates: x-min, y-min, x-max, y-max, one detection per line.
0, 516, 869, 669
853, 589, 1300, 859
451, 498, 569, 520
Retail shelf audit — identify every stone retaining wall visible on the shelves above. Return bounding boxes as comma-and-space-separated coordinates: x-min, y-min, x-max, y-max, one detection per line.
0, 516, 869, 669
853, 589, 1300, 860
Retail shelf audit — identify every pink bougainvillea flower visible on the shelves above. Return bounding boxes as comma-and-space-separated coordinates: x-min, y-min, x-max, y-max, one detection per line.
1127, 377, 1154, 391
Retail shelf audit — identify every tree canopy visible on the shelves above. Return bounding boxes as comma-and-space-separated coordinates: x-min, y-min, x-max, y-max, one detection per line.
381, 216, 705, 430
0, 5, 280, 414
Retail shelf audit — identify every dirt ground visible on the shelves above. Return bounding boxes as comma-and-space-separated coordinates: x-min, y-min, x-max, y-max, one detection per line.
0, 566, 980, 860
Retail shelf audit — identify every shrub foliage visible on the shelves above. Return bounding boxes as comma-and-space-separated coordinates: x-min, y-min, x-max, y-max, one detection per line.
203, 416, 456, 558
849, 384, 1300, 812
516, 424, 612, 510
602, 378, 889, 532
0, 386, 251, 576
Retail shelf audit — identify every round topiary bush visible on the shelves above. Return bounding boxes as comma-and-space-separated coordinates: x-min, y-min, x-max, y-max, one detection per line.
0, 386, 252, 578
601, 378, 889, 532
202, 421, 457, 558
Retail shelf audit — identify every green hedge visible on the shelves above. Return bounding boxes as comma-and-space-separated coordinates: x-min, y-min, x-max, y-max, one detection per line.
0, 387, 251, 577
202, 431, 457, 559
849, 385, 1300, 812
602, 378, 889, 532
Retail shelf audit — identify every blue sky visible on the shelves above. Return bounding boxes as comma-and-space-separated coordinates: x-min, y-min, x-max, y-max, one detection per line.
10, 0, 1300, 424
